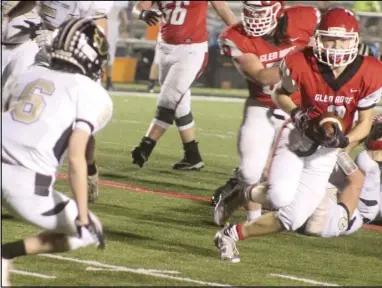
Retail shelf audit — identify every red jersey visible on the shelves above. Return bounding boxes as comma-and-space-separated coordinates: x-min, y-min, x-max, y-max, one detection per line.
280, 48, 382, 133
218, 6, 320, 108
156, 1, 208, 45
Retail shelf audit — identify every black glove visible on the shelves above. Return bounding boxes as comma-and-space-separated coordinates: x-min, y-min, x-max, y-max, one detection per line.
290, 107, 314, 134
139, 10, 162, 26
319, 123, 349, 148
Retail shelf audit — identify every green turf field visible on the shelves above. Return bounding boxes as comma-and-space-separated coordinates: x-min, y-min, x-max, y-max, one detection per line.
2, 93, 382, 286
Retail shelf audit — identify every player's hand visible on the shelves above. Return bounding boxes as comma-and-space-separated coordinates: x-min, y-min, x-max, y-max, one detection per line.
75, 215, 106, 249
319, 123, 349, 148
290, 107, 314, 134
139, 10, 162, 26
35, 29, 54, 48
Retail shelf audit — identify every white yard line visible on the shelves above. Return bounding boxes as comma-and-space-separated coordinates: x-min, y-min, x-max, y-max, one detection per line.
39, 254, 231, 287
269, 273, 339, 286
10, 269, 56, 279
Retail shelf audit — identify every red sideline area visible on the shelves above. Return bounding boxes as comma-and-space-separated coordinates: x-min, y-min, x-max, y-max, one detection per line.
57, 174, 382, 232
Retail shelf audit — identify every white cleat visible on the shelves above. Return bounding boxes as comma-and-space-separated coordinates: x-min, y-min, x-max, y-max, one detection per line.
2, 257, 12, 287
214, 227, 240, 263
88, 172, 99, 203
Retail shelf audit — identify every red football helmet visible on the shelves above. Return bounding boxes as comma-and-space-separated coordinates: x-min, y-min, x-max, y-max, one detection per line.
313, 8, 359, 67
365, 114, 382, 151
241, 1, 283, 37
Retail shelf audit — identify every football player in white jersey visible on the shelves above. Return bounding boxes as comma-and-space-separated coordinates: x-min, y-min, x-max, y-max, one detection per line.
2, 1, 114, 203
1, 1, 41, 111
1, 18, 113, 287
105, 1, 129, 91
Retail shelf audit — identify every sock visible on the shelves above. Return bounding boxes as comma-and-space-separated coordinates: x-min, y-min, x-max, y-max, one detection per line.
235, 224, 245, 241
87, 162, 97, 176
148, 79, 156, 89
246, 209, 262, 222
140, 136, 157, 157
2, 241, 26, 260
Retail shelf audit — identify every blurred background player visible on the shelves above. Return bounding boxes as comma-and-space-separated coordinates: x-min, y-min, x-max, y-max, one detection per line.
147, 32, 161, 93
105, 1, 129, 91
212, 1, 320, 223
1, 18, 112, 286
1, 1, 41, 111
131, 1, 237, 171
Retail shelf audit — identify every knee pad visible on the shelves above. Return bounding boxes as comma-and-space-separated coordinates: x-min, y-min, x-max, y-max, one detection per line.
153, 106, 175, 129
175, 112, 194, 131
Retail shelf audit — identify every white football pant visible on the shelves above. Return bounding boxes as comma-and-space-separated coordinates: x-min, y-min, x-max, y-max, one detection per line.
2, 163, 102, 250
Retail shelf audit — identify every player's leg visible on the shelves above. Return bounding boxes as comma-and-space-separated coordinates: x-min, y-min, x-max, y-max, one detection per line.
147, 43, 160, 93
213, 125, 302, 226
172, 47, 208, 170
1, 163, 104, 285
132, 42, 208, 168
354, 150, 381, 223
86, 135, 99, 203
172, 89, 204, 170
105, 16, 119, 91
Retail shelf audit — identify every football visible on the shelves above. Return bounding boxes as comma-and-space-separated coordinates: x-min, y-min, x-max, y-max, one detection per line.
317, 112, 345, 137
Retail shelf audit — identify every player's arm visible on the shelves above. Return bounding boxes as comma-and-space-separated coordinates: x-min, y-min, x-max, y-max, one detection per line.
346, 108, 374, 146
68, 128, 91, 225
219, 37, 281, 86
133, 1, 161, 26
3, 1, 36, 20
210, 1, 237, 26
120, 7, 129, 39
271, 59, 299, 115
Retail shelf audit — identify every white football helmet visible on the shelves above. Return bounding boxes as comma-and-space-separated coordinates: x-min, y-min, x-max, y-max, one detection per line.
241, 1, 283, 37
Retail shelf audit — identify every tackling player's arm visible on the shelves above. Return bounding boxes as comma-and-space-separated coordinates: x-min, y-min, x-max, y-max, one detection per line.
234, 54, 281, 86
68, 127, 91, 225
346, 109, 374, 146
219, 35, 281, 86
210, 1, 237, 26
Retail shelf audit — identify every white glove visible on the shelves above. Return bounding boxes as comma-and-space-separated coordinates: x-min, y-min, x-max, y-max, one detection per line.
35, 29, 54, 48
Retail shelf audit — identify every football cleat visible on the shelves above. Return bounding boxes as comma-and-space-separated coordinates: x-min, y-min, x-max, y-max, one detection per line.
88, 172, 99, 203
211, 168, 240, 207
214, 225, 240, 263
172, 157, 204, 170
131, 146, 148, 168
214, 182, 247, 226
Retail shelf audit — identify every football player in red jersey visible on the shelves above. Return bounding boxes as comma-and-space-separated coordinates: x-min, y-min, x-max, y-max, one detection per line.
212, 1, 320, 224
131, 1, 237, 170
213, 8, 382, 263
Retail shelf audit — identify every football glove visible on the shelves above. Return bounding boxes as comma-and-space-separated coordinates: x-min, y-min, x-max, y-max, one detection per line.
290, 107, 314, 134
35, 29, 54, 48
318, 123, 349, 148
139, 10, 162, 26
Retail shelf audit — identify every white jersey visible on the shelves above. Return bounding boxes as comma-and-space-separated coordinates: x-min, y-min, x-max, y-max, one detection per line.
39, 1, 113, 30
2, 65, 113, 176
2, 1, 41, 44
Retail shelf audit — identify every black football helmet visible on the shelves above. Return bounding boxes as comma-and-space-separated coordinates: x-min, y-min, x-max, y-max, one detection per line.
49, 17, 109, 80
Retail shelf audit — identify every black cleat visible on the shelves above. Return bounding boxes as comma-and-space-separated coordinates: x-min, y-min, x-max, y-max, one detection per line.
131, 146, 147, 168
172, 157, 204, 170
211, 177, 239, 207
131, 137, 156, 168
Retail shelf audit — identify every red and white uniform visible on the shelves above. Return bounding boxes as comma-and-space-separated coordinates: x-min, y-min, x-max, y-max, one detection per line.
153, 1, 209, 130
282, 49, 382, 133
157, 1, 208, 45
218, 6, 319, 185
270, 50, 382, 231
